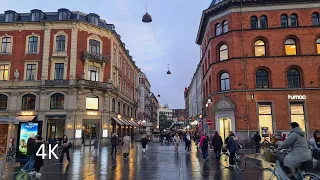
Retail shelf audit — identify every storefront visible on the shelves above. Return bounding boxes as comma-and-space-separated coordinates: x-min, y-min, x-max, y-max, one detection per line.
83, 119, 100, 146
45, 115, 66, 144
257, 102, 274, 141
288, 95, 307, 133
0, 123, 9, 155
111, 117, 124, 137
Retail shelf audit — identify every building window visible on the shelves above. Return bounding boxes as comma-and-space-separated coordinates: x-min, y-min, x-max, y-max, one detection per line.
28, 36, 38, 53
31, 12, 40, 21
312, 13, 320, 26
219, 44, 228, 61
26, 64, 37, 80
220, 72, 230, 91
22, 94, 36, 110
119, 57, 122, 69
251, 16, 258, 29
317, 38, 320, 54
54, 63, 64, 80
89, 39, 100, 54
86, 95, 99, 110
285, 38, 297, 55
91, 16, 99, 26
88, 66, 100, 81
112, 98, 115, 112
47, 119, 65, 141
56, 35, 66, 52
123, 105, 126, 116
59, 11, 68, 20
5, 13, 14, 22
222, 21, 228, 33
287, 68, 301, 88
260, 16, 268, 29
118, 102, 121, 114
290, 103, 306, 132
258, 102, 273, 138
50, 93, 64, 109
256, 69, 269, 88
290, 14, 298, 27
0, 94, 8, 111
1, 37, 11, 53
0, 64, 9, 81
281, 14, 288, 27
254, 40, 266, 56
215, 24, 221, 36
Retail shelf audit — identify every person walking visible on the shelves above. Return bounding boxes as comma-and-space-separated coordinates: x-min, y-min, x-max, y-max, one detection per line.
123, 134, 131, 159
21, 135, 37, 174
92, 136, 99, 157
253, 131, 262, 154
173, 133, 180, 153
185, 132, 191, 152
110, 133, 118, 155
212, 131, 223, 161
141, 134, 148, 155
226, 132, 240, 168
59, 135, 71, 163
201, 135, 209, 160
33, 136, 44, 177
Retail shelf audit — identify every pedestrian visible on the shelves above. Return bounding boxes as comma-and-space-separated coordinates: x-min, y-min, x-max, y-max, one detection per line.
282, 134, 287, 141
33, 136, 44, 177
173, 133, 180, 153
123, 134, 131, 159
21, 135, 37, 174
141, 134, 148, 155
226, 131, 240, 168
81, 134, 85, 145
185, 132, 191, 152
92, 136, 99, 157
200, 134, 209, 160
309, 130, 320, 160
59, 135, 71, 163
110, 133, 118, 155
212, 131, 223, 161
253, 131, 262, 154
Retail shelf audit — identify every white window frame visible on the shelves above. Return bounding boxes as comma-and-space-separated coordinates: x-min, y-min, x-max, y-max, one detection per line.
24, 61, 39, 80
50, 59, 67, 80
25, 33, 40, 54
0, 34, 13, 54
53, 31, 68, 52
0, 61, 11, 81
87, 34, 103, 54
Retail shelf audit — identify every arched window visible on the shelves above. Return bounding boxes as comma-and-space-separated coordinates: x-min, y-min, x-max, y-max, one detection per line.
254, 40, 266, 56
1, 37, 11, 53
260, 16, 268, 29
290, 14, 298, 27
222, 21, 228, 33
22, 94, 36, 110
312, 12, 320, 26
215, 24, 221, 36
0, 94, 8, 110
251, 16, 258, 29
287, 68, 301, 88
285, 38, 297, 55
219, 44, 228, 61
316, 38, 320, 54
256, 69, 269, 88
89, 39, 100, 54
220, 72, 230, 91
123, 104, 126, 116
112, 98, 115, 112
86, 94, 99, 110
50, 93, 64, 109
281, 14, 288, 27
118, 102, 121, 114
56, 35, 66, 52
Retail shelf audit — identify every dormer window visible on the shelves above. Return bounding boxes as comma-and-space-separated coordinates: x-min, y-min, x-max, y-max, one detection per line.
31, 12, 40, 21
5, 13, 14, 22
59, 11, 68, 20
91, 16, 99, 26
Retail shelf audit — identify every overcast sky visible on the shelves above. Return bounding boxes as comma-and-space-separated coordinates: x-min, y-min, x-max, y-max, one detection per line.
0, 0, 210, 109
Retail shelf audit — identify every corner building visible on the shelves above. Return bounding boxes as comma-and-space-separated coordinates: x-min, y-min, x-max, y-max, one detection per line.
0, 9, 141, 149
197, 0, 320, 140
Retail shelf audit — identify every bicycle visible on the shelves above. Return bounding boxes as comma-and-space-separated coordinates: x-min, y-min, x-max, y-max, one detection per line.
5, 146, 16, 162
220, 148, 246, 171
258, 149, 320, 180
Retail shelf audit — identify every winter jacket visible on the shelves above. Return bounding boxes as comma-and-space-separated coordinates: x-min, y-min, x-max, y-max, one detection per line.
122, 135, 131, 153
253, 133, 262, 143
277, 127, 312, 169
27, 138, 36, 155
111, 135, 118, 146
226, 135, 239, 153
93, 138, 99, 149
212, 135, 223, 149
199, 135, 206, 147
202, 137, 209, 150
173, 135, 180, 144
309, 138, 320, 152
34, 141, 44, 169
141, 136, 148, 148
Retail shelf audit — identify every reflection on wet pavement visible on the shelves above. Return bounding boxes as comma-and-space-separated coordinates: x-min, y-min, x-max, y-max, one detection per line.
2, 142, 315, 180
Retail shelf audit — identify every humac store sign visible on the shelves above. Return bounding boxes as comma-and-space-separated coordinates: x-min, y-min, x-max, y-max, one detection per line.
288, 95, 306, 100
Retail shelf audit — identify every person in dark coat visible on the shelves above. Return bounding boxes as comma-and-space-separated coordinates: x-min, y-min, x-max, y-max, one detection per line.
141, 134, 148, 155
212, 131, 223, 161
59, 135, 70, 163
21, 135, 36, 174
226, 132, 239, 167
253, 131, 262, 154
33, 136, 44, 177
110, 133, 118, 155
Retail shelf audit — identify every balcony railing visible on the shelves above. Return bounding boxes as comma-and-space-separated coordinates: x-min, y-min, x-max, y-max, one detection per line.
78, 80, 113, 89
42, 80, 75, 86
81, 51, 108, 63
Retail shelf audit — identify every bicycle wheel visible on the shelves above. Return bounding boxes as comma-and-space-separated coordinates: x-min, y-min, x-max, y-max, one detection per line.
302, 173, 320, 180
220, 153, 230, 168
235, 154, 246, 171
258, 168, 278, 180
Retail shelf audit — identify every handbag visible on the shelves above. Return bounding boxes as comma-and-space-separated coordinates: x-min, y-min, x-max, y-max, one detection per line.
67, 142, 72, 148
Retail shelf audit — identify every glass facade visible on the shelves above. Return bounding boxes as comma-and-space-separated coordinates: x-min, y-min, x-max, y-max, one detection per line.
47, 119, 65, 142
258, 103, 273, 139
290, 103, 306, 132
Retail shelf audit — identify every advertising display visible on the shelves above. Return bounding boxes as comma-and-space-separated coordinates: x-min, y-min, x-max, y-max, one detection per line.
17, 122, 39, 157
261, 127, 269, 137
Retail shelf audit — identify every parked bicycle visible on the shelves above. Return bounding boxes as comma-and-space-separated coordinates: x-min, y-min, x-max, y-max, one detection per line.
239, 138, 256, 149
258, 148, 320, 180
5, 146, 16, 162
220, 147, 246, 171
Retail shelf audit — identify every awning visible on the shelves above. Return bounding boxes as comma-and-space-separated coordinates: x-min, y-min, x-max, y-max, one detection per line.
15, 116, 36, 121
125, 120, 134, 126
121, 119, 130, 126
131, 121, 139, 127
112, 117, 124, 126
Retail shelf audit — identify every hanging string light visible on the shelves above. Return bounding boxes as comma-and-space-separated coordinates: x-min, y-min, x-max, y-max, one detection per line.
142, 0, 152, 23
157, 89, 161, 97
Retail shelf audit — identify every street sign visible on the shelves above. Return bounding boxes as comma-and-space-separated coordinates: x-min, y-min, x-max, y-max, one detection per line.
207, 120, 213, 125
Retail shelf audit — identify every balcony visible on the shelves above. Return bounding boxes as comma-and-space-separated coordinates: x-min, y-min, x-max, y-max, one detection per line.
52, 51, 68, 57
81, 51, 108, 63
77, 80, 119, 93
42, 80, 75, 87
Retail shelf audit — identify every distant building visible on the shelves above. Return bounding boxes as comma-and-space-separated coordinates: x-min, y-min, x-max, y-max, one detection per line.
150, 92, 159, 129
172, 109, 186, 122
159, 104, 173, 122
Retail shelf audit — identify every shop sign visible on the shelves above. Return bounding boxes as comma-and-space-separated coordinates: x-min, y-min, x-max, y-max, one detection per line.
87, 111, 98, 116
288, 95, 306, 100
261, 127, 269, 137
18, 111, 34, 116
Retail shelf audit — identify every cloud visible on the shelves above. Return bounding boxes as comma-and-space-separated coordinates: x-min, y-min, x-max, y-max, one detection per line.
140, 65, 153, 72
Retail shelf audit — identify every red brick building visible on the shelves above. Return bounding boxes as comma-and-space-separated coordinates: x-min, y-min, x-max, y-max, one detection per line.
196, 0, 320, 140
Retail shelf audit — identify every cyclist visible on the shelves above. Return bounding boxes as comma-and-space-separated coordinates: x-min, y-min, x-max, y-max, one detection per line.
309, 130, 320, 160
253, 131, 262, 154
276, 122, 312, 180
226, 131, 239, 167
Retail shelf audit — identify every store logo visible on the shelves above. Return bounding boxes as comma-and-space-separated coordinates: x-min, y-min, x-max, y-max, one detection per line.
288, 95, 306, 100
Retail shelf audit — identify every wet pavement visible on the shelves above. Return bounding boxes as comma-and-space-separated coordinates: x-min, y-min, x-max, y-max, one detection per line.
1, 142, 318, 180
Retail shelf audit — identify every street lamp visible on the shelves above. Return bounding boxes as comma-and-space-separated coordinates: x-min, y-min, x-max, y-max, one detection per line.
142, 120, 146, 124
130, 117, 134, 121
117, 114, 122, 120
142, 0, 152, 23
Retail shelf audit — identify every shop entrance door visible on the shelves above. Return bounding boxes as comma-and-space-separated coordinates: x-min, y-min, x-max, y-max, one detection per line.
219, 118, 232, 143
83, 123, 99, 146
